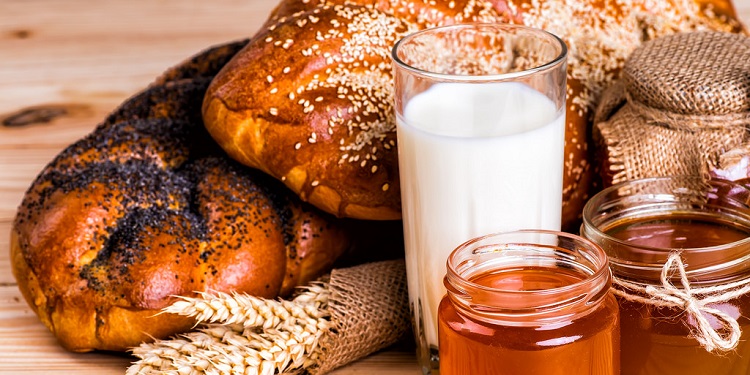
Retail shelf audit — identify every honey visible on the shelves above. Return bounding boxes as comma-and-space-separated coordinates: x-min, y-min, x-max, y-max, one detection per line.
617, 298, 750, 375
608, 217, 748, 248
608, 215, 750, 375
581, 177, 750, 375
438, 230, 620, 375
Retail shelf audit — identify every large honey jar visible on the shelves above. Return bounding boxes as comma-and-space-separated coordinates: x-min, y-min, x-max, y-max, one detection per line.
438, 230, 620, 375
581, 176, 750, 375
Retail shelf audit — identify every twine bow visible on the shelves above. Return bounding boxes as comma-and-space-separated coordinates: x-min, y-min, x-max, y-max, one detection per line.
612, 252, 750, 353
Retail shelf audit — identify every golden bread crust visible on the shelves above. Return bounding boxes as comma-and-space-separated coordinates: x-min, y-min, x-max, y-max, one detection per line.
11, 46, 353, 351
11, 219, 197, 351
203, 5, 407, 220
205, 0, 744, 229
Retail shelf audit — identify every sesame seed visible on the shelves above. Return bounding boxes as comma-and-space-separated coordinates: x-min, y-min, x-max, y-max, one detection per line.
371, 165, 378, 173
270, 88, 278, 94
311, 180, 320, 187
269, 108, 278, 116
382, 183, 390, 192
283, 67, 291, 74
266, 75, 274, 83
294, 142, 302, 150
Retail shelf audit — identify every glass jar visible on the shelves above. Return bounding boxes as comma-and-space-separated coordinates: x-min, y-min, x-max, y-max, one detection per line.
438, 230, 620, 375
581, 176, 750, 375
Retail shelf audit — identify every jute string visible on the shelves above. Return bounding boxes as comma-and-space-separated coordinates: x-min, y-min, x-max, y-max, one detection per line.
612, 252, 750, 353
626, 92, 750, 131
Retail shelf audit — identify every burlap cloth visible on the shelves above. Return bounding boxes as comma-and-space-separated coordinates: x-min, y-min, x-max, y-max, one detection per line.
309, 260, 411, 374
593, 31, 750, 186
127, 260, 411, 375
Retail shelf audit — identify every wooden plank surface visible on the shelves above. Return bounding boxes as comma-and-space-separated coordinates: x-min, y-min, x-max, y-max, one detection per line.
1, 0, 749, 374
0, 1, 420, 373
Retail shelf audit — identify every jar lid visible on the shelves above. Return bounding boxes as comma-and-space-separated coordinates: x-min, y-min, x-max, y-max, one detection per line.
623, 31, 750, 115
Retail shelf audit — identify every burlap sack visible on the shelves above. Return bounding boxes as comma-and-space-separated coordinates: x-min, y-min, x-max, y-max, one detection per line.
309, 260, 411, 375
128, 260, 411, 375
593, 32, 750, 186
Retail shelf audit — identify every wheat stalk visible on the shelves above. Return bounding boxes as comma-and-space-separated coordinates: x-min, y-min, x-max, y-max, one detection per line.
127, 284, 332, 375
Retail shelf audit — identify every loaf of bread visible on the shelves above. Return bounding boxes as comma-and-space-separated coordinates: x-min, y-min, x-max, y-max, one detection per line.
203, 0, 744, 229
12, 0, 744, 354
10, 42, 367, 352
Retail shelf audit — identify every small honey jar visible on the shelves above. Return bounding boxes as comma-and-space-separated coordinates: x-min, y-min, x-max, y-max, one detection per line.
438, 230, 620, 375
581, 176, 750, 375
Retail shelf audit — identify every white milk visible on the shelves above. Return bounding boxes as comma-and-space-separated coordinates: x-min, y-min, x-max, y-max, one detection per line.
397, 82, 565, 352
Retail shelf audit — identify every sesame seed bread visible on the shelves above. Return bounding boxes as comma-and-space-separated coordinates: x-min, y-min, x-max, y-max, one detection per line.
203, 0, 744, 229
10, 43, 362, 352
203, 5, 409, 221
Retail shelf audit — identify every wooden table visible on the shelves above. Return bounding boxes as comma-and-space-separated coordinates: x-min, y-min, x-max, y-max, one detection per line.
1, 1, 748, 373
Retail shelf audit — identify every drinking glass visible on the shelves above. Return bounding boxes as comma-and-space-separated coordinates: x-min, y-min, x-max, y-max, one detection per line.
391, 23, 568, 373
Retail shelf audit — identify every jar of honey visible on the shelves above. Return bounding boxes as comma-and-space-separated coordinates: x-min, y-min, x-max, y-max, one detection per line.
581, 176, 750, 375
438, 230, 620, 375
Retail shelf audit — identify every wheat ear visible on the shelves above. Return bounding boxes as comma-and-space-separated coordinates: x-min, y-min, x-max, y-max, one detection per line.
128, 284, 332, 374
164, 285, 329, 329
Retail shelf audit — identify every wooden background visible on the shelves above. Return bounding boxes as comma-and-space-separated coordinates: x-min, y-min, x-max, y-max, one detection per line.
1, 0, 748, 373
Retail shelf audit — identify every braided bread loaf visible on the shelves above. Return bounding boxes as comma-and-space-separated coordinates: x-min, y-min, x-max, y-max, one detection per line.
203, 0, 744, 228
10, 42, 382, 352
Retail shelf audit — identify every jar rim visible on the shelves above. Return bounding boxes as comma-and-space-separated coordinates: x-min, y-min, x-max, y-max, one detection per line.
581, 176, 750, 281
445, 229, 611, 325
392, 23, 568, 82
583, 176, 750, 252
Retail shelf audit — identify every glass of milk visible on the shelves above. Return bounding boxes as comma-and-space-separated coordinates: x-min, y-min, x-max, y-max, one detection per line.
391, 24, 568, 373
